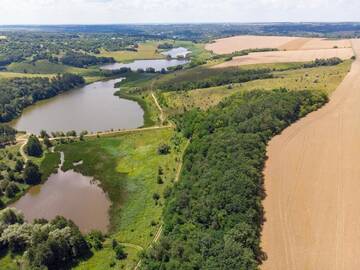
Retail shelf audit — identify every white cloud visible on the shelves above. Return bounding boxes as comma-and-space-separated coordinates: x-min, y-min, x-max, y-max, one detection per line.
0, 0, 359, 24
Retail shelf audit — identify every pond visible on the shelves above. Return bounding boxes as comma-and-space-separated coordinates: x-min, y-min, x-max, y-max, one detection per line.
10, 152, 111, 233
101, 58, 189, 71
161, 47, 191, 58
11, 78, 144, 135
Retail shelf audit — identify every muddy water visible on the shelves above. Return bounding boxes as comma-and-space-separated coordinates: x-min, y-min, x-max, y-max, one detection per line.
10, 152, 111, 233
11, 78, 144, 135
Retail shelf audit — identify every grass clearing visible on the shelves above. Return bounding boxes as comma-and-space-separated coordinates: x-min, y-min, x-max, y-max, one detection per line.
7, 60, 87, 74
163, 60, 351, 112
99, 42, 165, 63
57, 128, 187, 269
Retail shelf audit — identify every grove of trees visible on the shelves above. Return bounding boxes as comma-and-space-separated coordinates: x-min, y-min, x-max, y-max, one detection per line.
141, 89, 328, 269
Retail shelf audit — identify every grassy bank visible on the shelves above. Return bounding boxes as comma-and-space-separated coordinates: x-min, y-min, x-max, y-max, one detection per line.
163, 60, 352, 113
56, 128, 187, 269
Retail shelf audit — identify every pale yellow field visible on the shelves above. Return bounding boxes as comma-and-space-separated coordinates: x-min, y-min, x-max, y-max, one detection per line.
214, 48, 354, 68
206, 35, 352, 54
262, 39, 360, 270
0, 35, 6, 40
0, 72, 53, 79
205, 35, 298, 54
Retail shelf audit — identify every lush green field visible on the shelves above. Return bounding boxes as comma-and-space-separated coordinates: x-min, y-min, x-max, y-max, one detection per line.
7, 60, 86, 74
99, 42, 165, 63
56, 128, 187, 269
163, 60, 351, 113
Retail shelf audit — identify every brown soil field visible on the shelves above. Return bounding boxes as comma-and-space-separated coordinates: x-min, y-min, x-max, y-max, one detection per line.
205, 35, 298, 54
206, 35, 351, 54
261, 39, 360, 270
214, 48, 354, 68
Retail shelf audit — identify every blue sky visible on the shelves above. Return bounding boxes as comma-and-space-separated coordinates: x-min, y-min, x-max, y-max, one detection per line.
0, 0, 359, 24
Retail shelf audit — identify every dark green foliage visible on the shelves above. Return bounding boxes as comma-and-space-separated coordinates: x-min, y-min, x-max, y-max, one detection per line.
303, 57, 343, 68
43, 136, 52, 148
4, 182, 19, 198
25, 135, 43, 157
158, 43, 174, 50
61, 51, 114, 68
87, 230, 105, 250
0, 124, 16, 145
158, 68, 273, 92
23, 160, 41, 185
14, 160, 24, 172
141, 89, 328, 270
0, 73, 85, 122
157, 144, 170, 155
114, 245, 127, 260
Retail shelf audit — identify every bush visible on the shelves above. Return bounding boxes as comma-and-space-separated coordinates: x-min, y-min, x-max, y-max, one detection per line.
25, 135, 43, 157
114, 245, 127, 260
157, 144, 170, 155
23, 161, 41, 185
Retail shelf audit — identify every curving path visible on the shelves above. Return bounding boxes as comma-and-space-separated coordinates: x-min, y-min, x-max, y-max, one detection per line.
262, 39, 360, 270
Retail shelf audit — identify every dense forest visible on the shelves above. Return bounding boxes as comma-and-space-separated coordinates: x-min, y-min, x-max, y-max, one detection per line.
60, 52, 115, 68
141, 89, 328, 269
0, 74, 85, 122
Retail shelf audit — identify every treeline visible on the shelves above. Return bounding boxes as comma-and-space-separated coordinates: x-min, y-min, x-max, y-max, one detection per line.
158, 43, 174, 50
141, 89, 328, 269
158, 69, 273, 91
0, 125, 16, 145
303, 57, 343, 68
0, 73, 85, 122
60, 51, 115, 68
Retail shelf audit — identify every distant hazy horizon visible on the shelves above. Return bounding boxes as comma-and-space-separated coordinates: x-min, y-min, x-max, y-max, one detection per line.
0, 0, 359, 25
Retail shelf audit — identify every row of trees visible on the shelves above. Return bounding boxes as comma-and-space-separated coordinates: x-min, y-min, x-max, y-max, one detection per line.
141, 89, 328, 269
0, 73, 85, 122
158, 68, 273, 92
303, 57, 343, 68
0, 125, 16, 146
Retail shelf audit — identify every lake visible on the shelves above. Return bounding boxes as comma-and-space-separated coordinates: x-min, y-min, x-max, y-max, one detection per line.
101, 58, 189, 71
11, 78, 144, 135
161, 47, 191, 58
10, 152, 111, 233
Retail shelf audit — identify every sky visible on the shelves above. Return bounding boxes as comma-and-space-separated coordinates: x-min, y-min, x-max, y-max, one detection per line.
0, 0, 359, 24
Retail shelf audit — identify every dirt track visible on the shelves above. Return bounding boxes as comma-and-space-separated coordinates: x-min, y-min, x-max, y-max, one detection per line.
262, 39, 360, 270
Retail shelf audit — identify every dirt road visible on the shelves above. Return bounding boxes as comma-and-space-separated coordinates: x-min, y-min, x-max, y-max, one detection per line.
262, 39, 360, 270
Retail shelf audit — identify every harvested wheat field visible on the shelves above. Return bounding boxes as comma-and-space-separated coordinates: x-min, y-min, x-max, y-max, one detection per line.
262, 39, 360, 270
205, 35, 297, 54
214, 48, 354, 68
206, 35, 352, 54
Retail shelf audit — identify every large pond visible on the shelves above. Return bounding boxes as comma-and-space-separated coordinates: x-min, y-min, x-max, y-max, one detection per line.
10, 152, 111, 233
161, 47, 191, 58
11, 78, 144, 135
101, 58, 188, 71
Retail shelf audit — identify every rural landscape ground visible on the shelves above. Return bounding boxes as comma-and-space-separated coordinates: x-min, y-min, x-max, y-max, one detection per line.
0, 23, 360, 270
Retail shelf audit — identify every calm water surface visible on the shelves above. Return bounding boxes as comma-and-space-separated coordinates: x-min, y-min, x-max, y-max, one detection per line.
11, 78, 144, 135
10, 152, 111, 233
161, 47, 190, 58
101, 58, 189, 71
